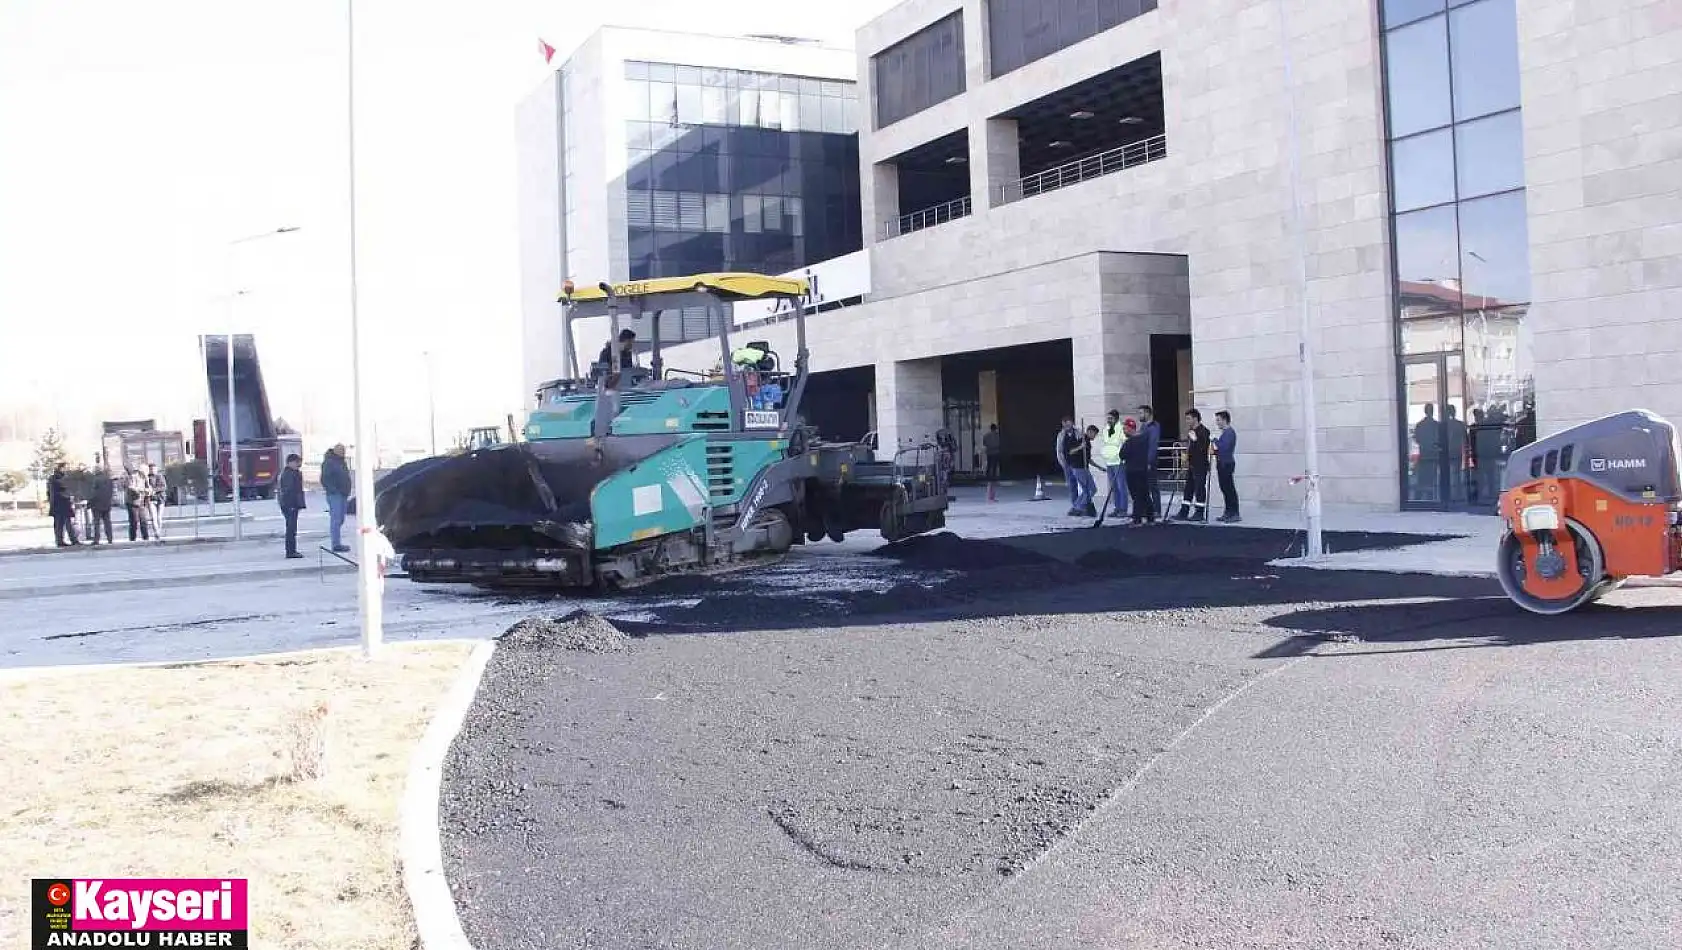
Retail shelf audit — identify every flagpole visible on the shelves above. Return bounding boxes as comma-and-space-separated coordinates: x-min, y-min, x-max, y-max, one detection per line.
348, 0, 383, 656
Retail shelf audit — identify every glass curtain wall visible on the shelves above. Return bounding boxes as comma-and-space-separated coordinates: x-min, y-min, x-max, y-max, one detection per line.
1381, 0, 1534, 512
622, 62, 862, 281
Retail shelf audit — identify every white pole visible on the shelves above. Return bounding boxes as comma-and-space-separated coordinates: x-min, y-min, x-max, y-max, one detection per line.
227, 323, 242, 541
425, 350, 437, 456
347, 0, 383, 656
1278, 0, 1324, 558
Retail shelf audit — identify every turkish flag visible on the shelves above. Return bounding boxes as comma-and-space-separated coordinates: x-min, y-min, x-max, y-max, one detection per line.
540, 39, 556, 64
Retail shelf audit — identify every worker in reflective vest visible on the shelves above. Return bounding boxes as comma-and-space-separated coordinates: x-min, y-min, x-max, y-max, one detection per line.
732, 345, 768, 408
1100, 409, 1128, 519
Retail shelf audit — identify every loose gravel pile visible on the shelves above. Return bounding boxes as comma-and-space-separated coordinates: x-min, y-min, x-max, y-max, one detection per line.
499, 610, 629, 653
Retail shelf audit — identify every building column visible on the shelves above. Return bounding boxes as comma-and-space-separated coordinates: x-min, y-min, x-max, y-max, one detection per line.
978, 370, 999, 431
875, 357, 944, 452
869, 162, 900, 243
971, 117, 1021, 210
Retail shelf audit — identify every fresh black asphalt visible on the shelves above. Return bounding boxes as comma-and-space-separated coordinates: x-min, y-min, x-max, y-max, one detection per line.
438, 524, 1682, 950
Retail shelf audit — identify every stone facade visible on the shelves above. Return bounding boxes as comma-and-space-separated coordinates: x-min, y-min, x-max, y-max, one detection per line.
855, 0, 1396, 507
1518, 0, 1682, 432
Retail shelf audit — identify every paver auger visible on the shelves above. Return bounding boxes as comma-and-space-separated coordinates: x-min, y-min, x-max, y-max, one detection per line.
375, 273, 949, 589
1497, 409, 1682, 614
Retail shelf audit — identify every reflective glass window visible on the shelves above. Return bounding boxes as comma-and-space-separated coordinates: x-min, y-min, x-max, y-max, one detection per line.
742, 195, 763, 233
624, 80, 650, 121
647, 63, 676, 83
1394, 204, 1462, 300
704, 194, 729, 232
823, 97, 849, 134
1454, 110, 1524, 199
648, 82, 677, 125
1450, 0, 1521, 121
801, 93, 823, 132
624, 61, 648, 80
1457, 190, 1531, 305
1384, 16, 1452, 137
701, 87, 727, 125
1391, 128, 1456, 212
675, 85, 702, 125
1383, 0, 1445, 28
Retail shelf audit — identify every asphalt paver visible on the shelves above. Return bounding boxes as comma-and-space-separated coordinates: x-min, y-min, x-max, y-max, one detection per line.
438, 525, 1682, 950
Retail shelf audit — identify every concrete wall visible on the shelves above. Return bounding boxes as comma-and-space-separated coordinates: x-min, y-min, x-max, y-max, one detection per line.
515, 74, 563, 405
1519, 1, 1682, 432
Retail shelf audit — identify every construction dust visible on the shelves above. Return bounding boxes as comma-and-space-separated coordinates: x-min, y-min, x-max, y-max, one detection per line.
501, 611, 629, 653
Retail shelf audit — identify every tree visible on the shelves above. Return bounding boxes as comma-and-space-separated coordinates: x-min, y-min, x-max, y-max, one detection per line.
0, 470, 25, 510
30, 428, 68, 483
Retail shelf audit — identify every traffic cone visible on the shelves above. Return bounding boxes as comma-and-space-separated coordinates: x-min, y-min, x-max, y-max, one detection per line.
1031, 476, 1048, 501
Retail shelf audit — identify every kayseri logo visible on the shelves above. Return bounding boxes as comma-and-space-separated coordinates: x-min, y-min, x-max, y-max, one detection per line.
1590, 458, 1646, 472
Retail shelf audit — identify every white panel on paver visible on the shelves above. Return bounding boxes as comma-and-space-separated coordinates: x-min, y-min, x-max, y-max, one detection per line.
633, 484, 663, 517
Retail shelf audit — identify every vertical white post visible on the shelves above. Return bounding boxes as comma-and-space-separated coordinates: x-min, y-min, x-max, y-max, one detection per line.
1278, 0, 1324, 558
227, 325, 242, 541
347, 0, 383, 656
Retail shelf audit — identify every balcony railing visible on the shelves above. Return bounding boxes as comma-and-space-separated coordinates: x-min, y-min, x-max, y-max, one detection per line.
997, 134, 1168, 205
880, 195, 973, 240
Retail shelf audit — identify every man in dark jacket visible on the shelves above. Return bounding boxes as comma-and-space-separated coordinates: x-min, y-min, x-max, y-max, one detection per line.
88, 466, 115, 545
1137, 405, 1162, 521
597, 328, 636, 370
1176, 408, 1213, 523
47, 463, 80, 547
321, 444, 352, 553
1120, 418, 1156, 526
279, 454, 306, 559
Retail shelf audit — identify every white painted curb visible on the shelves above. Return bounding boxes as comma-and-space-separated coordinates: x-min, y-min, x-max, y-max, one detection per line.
401, 639, 496, 950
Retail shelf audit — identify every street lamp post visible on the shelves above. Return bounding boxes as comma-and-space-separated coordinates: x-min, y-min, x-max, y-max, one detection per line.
424, 350, 437, 456
226, 227, 300, 541
347, 0, 383, 656
1278, 0, 1324, 558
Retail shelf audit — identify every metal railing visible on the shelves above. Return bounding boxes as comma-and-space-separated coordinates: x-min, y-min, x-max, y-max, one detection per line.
879, 194, 973, 240
997, 134, 1168, 205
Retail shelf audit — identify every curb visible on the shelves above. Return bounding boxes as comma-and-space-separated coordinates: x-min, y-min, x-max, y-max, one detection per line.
0, 559, 353, 600
401, 640, 495, 950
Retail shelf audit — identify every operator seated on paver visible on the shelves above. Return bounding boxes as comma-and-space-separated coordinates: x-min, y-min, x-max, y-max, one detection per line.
594, 328, 652, 387
732, 341, 784, 410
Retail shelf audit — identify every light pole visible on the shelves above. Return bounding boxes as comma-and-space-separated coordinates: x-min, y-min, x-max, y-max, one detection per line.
226, 227, 300, 541
347, 0, 383, 656
424, 350, 437, 456
1278, 0, 1324, 558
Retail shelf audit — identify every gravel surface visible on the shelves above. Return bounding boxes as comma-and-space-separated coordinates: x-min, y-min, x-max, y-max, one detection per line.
438, 525, 1682, 949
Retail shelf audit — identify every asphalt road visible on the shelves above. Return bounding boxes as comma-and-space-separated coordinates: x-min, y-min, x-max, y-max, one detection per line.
438, 526, 1682, 950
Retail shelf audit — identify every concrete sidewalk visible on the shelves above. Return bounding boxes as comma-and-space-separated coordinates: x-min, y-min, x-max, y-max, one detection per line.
0, 525, 356, 599
952, 482, 1498, 576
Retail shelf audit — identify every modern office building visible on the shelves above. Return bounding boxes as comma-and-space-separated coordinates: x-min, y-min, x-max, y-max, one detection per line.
649, 0, 1681, 514
521, 4, 1681, 513
516, 28, 864, 397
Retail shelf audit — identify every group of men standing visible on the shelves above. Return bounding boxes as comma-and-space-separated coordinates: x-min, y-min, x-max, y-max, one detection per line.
1056, 407, 1241, 525
45, 462, 167, 548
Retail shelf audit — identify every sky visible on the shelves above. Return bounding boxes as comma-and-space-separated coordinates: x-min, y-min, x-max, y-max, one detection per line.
0, 0, 893, 464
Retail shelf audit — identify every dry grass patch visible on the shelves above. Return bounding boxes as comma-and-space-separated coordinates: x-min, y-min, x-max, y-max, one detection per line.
0, 642, 473, 950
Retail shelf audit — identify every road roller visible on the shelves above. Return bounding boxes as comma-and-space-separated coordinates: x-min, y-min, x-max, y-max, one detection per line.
1497, 409, 1682, 614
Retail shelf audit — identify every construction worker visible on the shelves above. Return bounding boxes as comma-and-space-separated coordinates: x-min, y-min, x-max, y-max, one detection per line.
1177, 408, 1212, 523
598, 328, 637, 370
1100, 409, 1127, 519
732, 343, 776, 409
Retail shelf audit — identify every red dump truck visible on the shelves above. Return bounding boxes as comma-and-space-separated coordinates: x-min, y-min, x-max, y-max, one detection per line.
199, 334, 283, 501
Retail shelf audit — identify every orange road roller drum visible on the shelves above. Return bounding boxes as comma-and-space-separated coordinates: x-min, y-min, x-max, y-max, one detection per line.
1497, 409, 1682, 614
